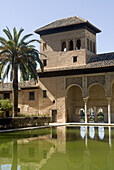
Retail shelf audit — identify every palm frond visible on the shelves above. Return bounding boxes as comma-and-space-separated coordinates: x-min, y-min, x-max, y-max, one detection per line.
3, 27, 12, 40
0, 37, 7, 45
0, 49, 11, 56
26, 39, 40, 45
17, 28, 24, 41
2, 63, 11, 80
0, 59, 10, 77
19, 34, 33, 46
13, 27, 18, 45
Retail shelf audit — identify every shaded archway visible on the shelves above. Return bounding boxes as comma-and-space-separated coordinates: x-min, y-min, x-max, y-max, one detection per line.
79, 108, 85, 122
97, 108, 104, 122
69, 40, 73, 51
88, 84, 107, 123
76, 39, 81, 50
88, 108, 95, 122
61, 41, 66, 51
66, 85, 84, 122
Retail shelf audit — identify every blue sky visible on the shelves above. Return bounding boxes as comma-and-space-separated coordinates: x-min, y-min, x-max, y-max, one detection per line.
0, 0, 114, 54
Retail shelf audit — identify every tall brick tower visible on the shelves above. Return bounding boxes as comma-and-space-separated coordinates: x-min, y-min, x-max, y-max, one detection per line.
35, 16, 101, 70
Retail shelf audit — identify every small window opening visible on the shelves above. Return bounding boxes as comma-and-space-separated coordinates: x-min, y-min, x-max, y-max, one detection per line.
90, 40, 92, 52
43, 43, 47, 51
76, 39, 81, 50
53, 100, 55, 104
69, 40, 73, 51
4, 93, 10, 99
29, 92, 35, 100
43, 59, 47, 66
18, 108, 20, 112
61, 42, 66, 51
87, 39, 89, 50
73, 56, 77, 62
43, 90, 47, 98
93, 42, 95, 53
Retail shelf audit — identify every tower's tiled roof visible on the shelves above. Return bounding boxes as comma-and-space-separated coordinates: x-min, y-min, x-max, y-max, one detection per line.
35, 16, 101, 34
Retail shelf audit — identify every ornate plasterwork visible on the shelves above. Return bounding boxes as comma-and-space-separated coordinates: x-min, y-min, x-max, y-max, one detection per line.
110, 74, 114, 85
66, 77, 82, 89
87, 75, 105, 88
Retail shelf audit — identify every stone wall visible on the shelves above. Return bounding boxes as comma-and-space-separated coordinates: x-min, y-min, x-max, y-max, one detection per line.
0, 117, 51, 129
39, 76, 66, 123
18, 89, 39, 116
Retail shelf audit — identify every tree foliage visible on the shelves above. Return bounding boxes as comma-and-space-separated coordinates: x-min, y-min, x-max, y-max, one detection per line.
0, 27, 44, 82
0, 99, 12, 111
0, 27, 45, 116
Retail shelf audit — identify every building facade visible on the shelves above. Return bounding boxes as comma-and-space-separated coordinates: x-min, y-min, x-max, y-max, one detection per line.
0, 16, 114, 123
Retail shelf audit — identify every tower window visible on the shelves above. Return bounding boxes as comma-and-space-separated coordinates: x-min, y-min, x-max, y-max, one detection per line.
90, 40, 92, 52
73, 56, 77, 62
87, 39, 89, 50
43, 59, 47, 66
29, 92, 35, 100
93, 42, 95, 53
61, 41, 66, 51
43, 90, 47, 98
69, 40, 73, 51
76, 39, 81, 50
43, 43, 47, 51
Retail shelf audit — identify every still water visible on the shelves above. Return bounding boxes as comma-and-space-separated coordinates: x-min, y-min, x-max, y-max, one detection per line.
0, 126, 114, 170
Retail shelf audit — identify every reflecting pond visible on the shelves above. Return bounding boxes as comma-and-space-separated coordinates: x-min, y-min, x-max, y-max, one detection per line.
0, 126, 114, 170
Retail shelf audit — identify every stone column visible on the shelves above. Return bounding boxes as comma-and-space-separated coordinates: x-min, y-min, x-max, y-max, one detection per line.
83, 98, 88, 124
73, 38, 76, 50
107, 97, 111, 124
66, 40, 69, 51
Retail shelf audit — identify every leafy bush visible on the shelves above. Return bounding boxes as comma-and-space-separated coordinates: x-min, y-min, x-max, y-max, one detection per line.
0, 99, 12, 111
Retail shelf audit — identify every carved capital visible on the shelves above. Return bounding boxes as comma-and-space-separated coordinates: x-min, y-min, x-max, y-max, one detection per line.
83, 97, 89, 103
106, 97, 111, 103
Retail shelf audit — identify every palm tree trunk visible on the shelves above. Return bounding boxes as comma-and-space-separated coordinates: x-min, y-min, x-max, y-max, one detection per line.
12, 61, 18, 117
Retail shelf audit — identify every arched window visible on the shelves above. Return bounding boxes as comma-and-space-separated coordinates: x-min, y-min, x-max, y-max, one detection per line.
79, 108, 85, 122
69, 40, 73, 51
61, 41, 66, 51
93, 42, 95, 53
87, 38, 89, 50
76, 39, 81, 50
90, 40, 92, 52
89, 108, 95, 122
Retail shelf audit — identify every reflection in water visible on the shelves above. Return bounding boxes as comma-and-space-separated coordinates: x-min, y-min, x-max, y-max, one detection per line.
11, 140, 17, 170
89, 126, 95, 139
85, 126, 88, 147
52, 127, 57, 139
80, 126, 86, 139
109, 126, 111, 148
98, 126, 105, 140
0, 126, 113, 170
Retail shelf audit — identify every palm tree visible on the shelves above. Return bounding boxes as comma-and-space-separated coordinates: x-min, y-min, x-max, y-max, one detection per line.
0, 27, 44, 117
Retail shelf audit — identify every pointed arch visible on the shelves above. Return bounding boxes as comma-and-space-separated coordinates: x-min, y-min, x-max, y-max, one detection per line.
69, 40, 73, 51
76, 39, 81, 50
61, 41, 66, 51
